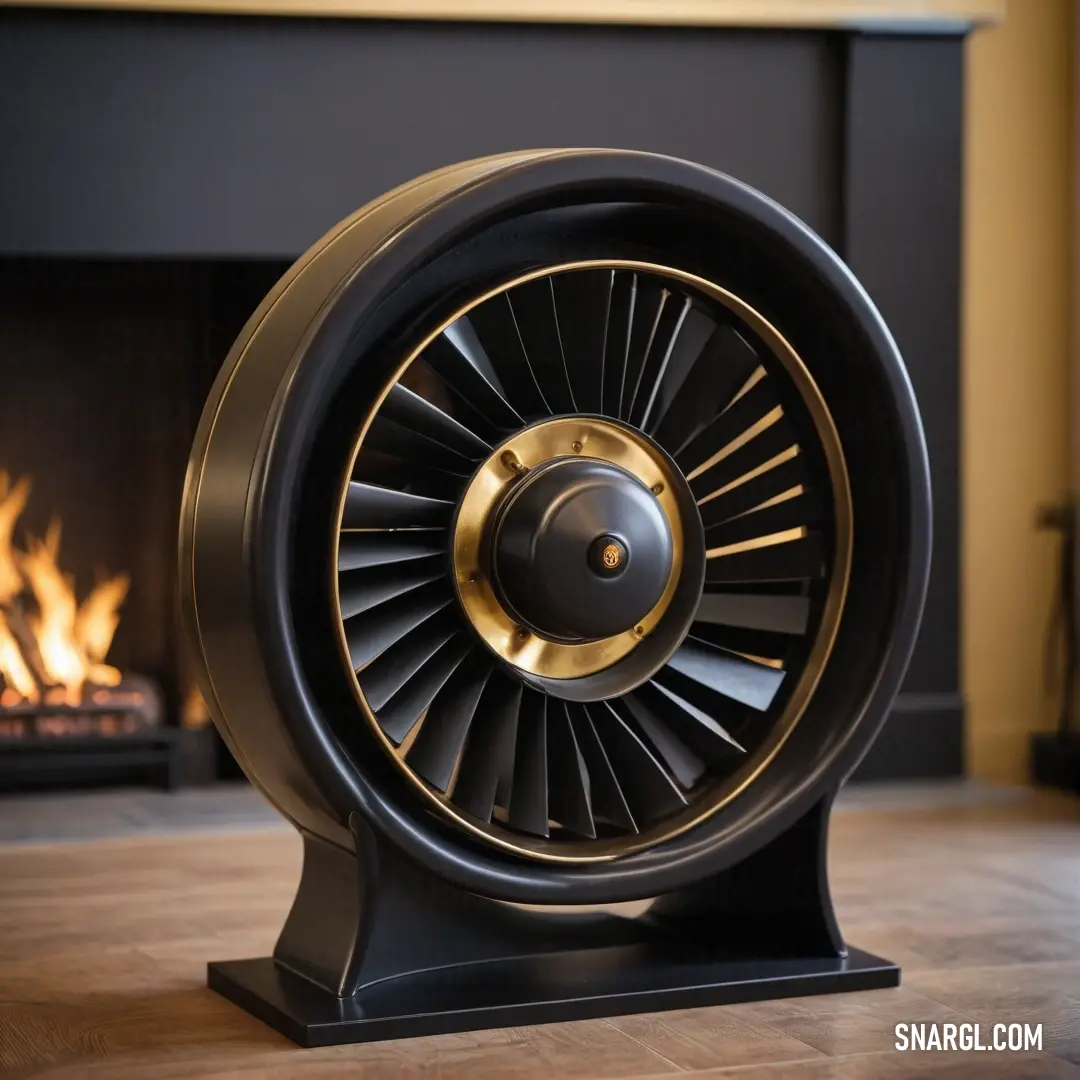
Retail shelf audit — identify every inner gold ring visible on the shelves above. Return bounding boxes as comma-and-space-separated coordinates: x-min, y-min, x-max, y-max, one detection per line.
451, 417, 685, 680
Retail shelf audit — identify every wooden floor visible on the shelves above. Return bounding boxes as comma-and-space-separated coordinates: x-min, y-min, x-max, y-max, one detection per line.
2, 790, 1080, 1079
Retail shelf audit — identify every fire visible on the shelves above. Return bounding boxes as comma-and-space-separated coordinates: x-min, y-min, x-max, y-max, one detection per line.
0, 472, 129, 707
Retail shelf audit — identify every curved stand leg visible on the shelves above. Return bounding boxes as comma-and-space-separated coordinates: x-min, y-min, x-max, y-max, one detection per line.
208, 792, 898, 1047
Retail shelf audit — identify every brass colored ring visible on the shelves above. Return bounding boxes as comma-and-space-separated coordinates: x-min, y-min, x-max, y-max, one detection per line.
451, 417, 685, 679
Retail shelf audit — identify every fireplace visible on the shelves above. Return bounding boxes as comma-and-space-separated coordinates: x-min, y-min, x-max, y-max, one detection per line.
0, 258, 287, 789
0, 9, 967, 784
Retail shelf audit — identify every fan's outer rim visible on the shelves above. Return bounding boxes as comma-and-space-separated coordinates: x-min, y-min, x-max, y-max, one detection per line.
180, 147, 931, 905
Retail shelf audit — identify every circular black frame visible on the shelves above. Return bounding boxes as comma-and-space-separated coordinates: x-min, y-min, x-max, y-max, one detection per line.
180, 149, 931, 905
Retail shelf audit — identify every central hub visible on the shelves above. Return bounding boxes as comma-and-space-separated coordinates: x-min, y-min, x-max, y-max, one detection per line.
492, 457, 674, 642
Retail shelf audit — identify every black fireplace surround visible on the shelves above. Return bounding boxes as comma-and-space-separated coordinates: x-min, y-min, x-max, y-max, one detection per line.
0, 9, 964, 783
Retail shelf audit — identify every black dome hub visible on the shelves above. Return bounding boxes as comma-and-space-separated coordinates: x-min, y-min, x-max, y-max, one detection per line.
492, 457, 673, 642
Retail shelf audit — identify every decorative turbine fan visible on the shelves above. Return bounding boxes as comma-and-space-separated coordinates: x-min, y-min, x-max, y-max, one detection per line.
337, 260, 848, 858
180, 150, 929, 1046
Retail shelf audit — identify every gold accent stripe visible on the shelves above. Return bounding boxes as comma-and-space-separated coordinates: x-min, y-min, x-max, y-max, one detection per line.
697, 445, 800, 507
729, 650, 785, 670
685, 404, 783, 483
728, 483, 804, 518
706, 525, 807, 559
722, 365, 766, 412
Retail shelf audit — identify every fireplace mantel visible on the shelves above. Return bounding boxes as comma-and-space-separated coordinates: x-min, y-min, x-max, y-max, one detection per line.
0, 0, 1005, 28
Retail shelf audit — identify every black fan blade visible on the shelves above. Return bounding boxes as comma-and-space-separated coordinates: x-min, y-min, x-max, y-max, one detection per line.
602, 271, 636, 418
337, 531, 445, 573
696, 590, 811, 635
639, 303, 716, 434
651, 324, 760, 456
703, 491, 823, 547
342, 481, 453, 530
338, 556, 445, 620
547, 703, 596, 838
381, 382, 491, 458
345, 582, 452, 670
406, 658, 492, 792
398, 358, 507, 445
467, 294, 550, 418
423, 318, 523, 430
621, 281, 667, 422
552, 269, 612, 414
365, 415, 477, 477
690, 620, 793, 664
615, 695, 705, 789
691, 419, 800, 505
697, 450, 807, 528
652, 663, 753, 737
642, 679, 747, 758
676, 376, 778, 479
453, 677, 523, 822
509, 690, 549, 837
351, 448, 465, 503
588, 703, 687, 820
358, 606, 461, 712
705, 531, 827, 584
507, 280, 576, 414
569, 706, 637, 833
667, 637, 786, 712
377, 634, 472, 745
628, 293, 691, 429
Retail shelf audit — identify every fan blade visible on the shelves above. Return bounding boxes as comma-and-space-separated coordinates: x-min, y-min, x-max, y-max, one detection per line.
507, 280, 576, 414
697, 450, 806, 527
703, 490, 823, 547
509, 690, 550, 837
345, 582, 452, 670
666, 638, 786, 712
602, 272, 636, 418
642, 679, 746, 757
365, 415, 476, 477
342, 481, 453, 530
614, 694, 705, 789
337, 531, 445, 573
621, 281, 667, 422
628, 293, 691, 429
705, 531, 827, 584
351, 449, 465, 503
691, 420, 800, 505
376, 634, 472, 745
690, 620, 793, 664
588, 703, 687, 820
467, 294, 550, 418
569, 706, 637, 833
406, 658, 492, 792
639, 302, 715, 434
547, 703, 596, 838
651, 663, 753, 737
552, 269, 612, 414
696, 590, 811, 635
651, 324, 760, 456
676, 377, 778, 479
337, 556, 445, 620
382, 382, 491, 459
453, 677, 523, 822
423, 318, 523, 429
358, 606, 461, 712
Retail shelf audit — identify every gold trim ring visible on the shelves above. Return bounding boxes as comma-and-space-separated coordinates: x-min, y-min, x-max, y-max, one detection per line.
452, 417, 685, 679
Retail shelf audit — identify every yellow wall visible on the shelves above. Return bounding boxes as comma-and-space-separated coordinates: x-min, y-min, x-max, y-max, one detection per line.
963, 0, 1074, 780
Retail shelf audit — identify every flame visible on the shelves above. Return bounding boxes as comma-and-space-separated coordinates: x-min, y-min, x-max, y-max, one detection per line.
0, 473, 129, 707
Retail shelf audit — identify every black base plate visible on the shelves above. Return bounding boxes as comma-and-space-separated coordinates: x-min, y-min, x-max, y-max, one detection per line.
209, 945, 899, 1048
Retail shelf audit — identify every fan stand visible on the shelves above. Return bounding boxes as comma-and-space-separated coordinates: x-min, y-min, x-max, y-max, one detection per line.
208, 789, 898, 1047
